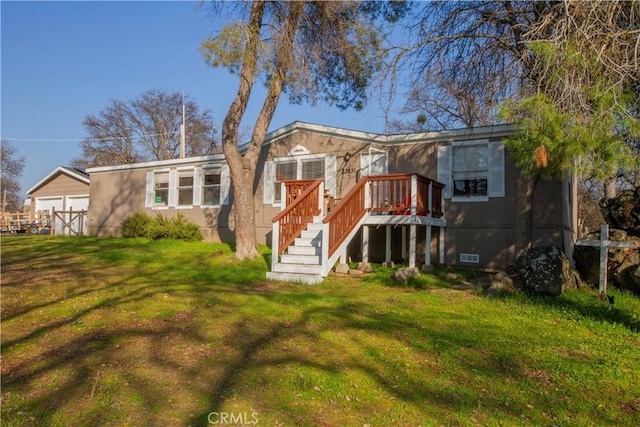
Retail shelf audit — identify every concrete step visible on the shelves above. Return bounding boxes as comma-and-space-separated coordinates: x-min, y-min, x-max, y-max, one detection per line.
287, 245, 321, 256
280, 254, 320, 265
301, 229, 321, 240
272, 263, 322, 275
295, 236, 321, 247
306, 221, 324, 231
266, 271, 324, 284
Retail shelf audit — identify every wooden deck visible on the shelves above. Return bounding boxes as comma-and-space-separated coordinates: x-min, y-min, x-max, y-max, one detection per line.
270, 174, 447, 282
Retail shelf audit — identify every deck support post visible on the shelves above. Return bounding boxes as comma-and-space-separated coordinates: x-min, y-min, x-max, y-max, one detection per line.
362, 226, 369, 263
409, 224, 416, 268
385, 225, 391, 263
439, 227, 445, 264
425, 225, 432, 268
401, 227, 407, 263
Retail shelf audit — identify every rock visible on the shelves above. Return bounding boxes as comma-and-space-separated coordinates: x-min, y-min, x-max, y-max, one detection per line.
382, 261, 395, 269
356, 262, 373, 273
334, 263, 349, 274
483, 270, 516, 296
615, 264, 640, 294
392, 267, 420, 284
574, 229, 639, 293
348, 269, 364, 276
599, 187, 640, 236
516, 246, 580, 296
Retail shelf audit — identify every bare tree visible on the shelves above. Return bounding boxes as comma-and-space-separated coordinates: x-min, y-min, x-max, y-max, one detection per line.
388, 0, 639, 254
74, 89, 217, 169
0, 141, 26, 212
201, 0, 406, 259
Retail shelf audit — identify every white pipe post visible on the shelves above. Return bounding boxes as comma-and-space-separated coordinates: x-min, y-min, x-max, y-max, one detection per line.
362, 225, 369, 263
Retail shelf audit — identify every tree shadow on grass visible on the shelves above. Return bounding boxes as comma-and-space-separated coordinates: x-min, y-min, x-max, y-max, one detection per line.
2, 238, 638, 426
499, 288, 640, 333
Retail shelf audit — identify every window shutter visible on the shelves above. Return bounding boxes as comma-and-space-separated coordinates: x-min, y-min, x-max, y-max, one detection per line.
437, 145, 452, 199
488, 141, 505, 197
263, 161, 275, 204
145, 171, 154, 208
324, 155, 337, 197
168, 170, 177, 207
193, 167, 203, 206
221, 164, 231, 205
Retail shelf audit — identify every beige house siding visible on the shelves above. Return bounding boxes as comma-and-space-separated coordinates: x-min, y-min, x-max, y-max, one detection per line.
88, 157, 235, 242
30, 174, 88, 198
86, 122, 575, 269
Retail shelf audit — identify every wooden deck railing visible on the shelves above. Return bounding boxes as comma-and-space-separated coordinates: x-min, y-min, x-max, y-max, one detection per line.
322, 178, 368, 257
431, 181, 444, 218
283, 179, 317, 207
323, 174, 445, 258
272, 179, 323, 255
270, 174, 445, 265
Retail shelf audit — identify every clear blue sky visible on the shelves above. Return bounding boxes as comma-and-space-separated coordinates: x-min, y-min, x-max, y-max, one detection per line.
1, 1, 398, 198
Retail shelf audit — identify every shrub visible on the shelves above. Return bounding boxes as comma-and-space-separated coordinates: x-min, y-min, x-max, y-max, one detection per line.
146, 213, 203, 241
121, 211, 153, 238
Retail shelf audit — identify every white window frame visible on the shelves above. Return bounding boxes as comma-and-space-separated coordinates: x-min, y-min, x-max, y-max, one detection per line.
149, 169, 171, 210
437, 139, 504, 202
145, 163, 231, 210
264, 152, 336, 207
200, 165, 223, 208
176, 167, 195, 209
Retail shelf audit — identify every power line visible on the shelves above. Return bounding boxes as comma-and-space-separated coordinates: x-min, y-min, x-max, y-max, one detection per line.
3, 131, 179, 143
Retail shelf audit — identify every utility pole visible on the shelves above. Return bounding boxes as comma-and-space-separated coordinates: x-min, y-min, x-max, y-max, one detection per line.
180, 91, 186, 159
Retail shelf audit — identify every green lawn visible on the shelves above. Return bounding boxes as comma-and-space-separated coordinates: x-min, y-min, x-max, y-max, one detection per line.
1, 235, 639, 426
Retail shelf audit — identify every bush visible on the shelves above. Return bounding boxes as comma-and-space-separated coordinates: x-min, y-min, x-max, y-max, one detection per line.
146, 213, 203, 241
121, 212, 203, 241
121, 212, 153, 238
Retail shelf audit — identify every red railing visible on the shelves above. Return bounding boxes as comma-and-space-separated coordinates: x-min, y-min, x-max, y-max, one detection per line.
431, 181, 444, 218
322, 178, 368, 257
323, 174, 445, 258
272, 180, 323, 255
283, 179, 317, 207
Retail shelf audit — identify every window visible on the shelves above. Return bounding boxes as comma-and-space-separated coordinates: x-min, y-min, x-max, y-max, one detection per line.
264, 154, 336, 206
145, 164, 230, 209
177, 170, 194, 206
452, 144, 488, 197
154, 172, 169, 207
437, 140, 504, 200
202, 169, 221, 206
274, 161, 296, 203
302, 158, 325, 180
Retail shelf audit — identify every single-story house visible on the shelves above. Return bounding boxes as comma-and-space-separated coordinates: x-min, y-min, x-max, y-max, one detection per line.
27, 166, 90, 234
86, 121, 577, 283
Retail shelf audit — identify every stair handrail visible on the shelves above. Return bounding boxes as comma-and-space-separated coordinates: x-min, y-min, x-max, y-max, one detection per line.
272, 179, 323, 256
322, 177, 369, 257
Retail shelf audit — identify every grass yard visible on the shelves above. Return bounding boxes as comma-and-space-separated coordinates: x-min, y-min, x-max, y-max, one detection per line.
1, 235, 639, 426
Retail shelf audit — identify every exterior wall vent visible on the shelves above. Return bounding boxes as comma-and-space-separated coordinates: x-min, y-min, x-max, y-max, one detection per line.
460, 253, 480, 263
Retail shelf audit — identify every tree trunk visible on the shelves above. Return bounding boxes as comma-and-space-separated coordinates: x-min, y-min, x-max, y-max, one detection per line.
604, 175, 617, 198
220, 1, 265, 260
515, 173, 540, 259
221, 1, 301, 260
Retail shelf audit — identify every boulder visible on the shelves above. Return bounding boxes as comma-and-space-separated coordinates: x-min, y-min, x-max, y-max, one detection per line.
599, 187, 640, 236
516, 246, 580, 296
574, 229, 640, 294
392, 267, 420, 284
334, 263, 349, 274
356, 262, 373, 273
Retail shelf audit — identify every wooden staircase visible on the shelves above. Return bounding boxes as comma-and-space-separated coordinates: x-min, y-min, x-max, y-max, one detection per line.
267, 174, 446, 284
266, 216, 324, 284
